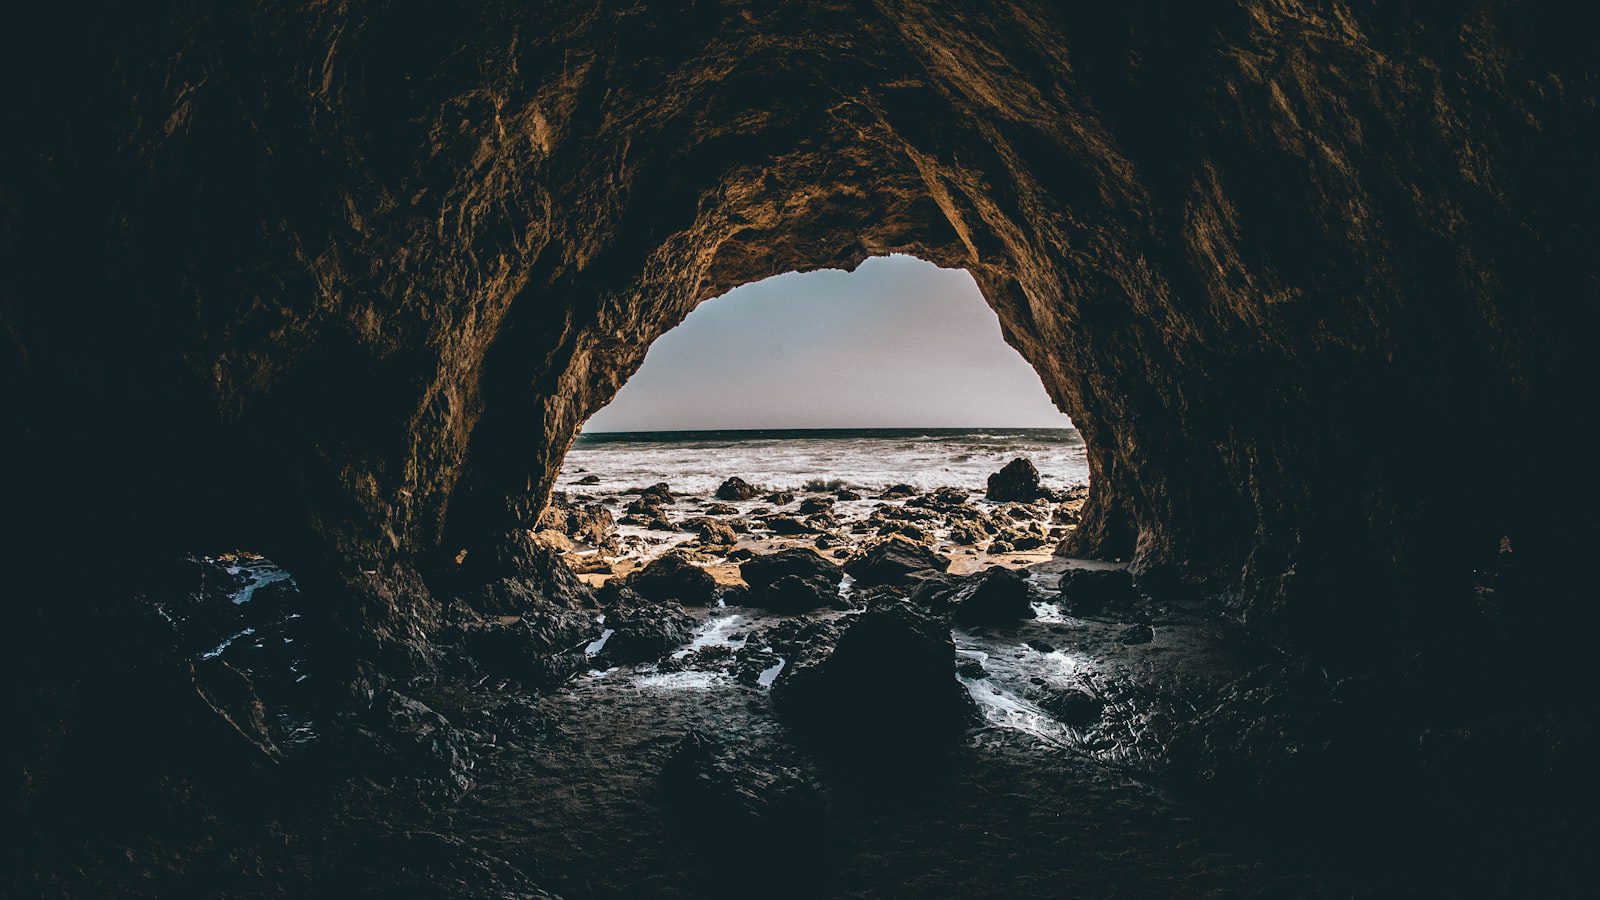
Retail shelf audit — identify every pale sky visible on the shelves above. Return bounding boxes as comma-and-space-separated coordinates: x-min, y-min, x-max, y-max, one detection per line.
582, 255, 1072, 432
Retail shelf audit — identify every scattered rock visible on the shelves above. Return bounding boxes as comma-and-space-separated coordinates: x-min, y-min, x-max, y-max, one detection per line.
765, 490, 796, 506
986, 457, 1048, 502
741, 548, 843, 592
626, 552, 718, 605
798, 496, 834, 515
764, 515, 816, 535
876, 483, 920, 499
576, 474, 601, 485
696, 519, 737, 546
835, 489, 862, 501
716, 477, 761, 501
704, 502, 739, 515
843, 536, 952, 587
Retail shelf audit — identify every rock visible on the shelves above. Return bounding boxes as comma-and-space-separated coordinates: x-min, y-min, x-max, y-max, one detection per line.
357, 690, 478, 795
814, 534, 845, 550
600, 602, 695, 664
696, 519, 737, 546
1118, 623, 1154, 644
576, 474, 601, 485
844, 535, 952, 586
740, 548, 843, 591
988, 540, 1014, 553
457, 531, 595, 615
773, 602, 976, 747
947, 566, 1036, 627
627, 552, 718, 605
704, 502, 739, 515
757, 574, 843, 614
716, 477, 761, 501
1037, 687, 1105, 725
661, 731, 826, 851
986, 457, 1048, 502
956, 657, 987, 679
949, 523, 986, 545
458, 608, 598, 689
797, 496, 834, 515
834, 489, 863, 501
877, 483, 920, 499
1058, 569, 1145, 618
764, 515, 816, 535
909, 486, 969, 509
765, 490, 796, 506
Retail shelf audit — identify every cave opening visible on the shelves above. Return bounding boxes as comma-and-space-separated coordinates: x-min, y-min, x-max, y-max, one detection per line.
537, 254, 1093, 591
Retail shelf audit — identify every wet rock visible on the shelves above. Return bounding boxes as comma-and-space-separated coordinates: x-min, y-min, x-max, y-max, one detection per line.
458, 608, 598, 689
695, 519, 737, 546
773, 602, 976, 747
764, 515, 816, 535
741, 547, 843, 592
757, 574, 845, 614
949, 523, 987, 545
704, 502, 739, 515
356, 690, 477, 794
716, 584, 753, 607
956, 657, 987, 679
844, 535, 952, 586
947, 566, 1036, 627
600, 602, 695, 664
834, 489, 862, 501
627, 552, 718, 605
537, 492, 618, 549
1118, 623, 1154, 644
456, 532, 595, 616
798, 496, 834, 515
988, 540, 1014, 553
1038, 687, 1105, 725
814, 534, 846, 550
909, 486, 969, 509
662, 730, 826, 851
986, 457, 1048, 502
765, 490, 796, 506
716, 477, 761, 501
575, 474, 601, 485
1058, 569, 1146, 619
876, 483, 920, 499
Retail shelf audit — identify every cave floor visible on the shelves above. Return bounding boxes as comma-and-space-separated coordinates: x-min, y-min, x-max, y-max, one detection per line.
414, 563, 1355, 898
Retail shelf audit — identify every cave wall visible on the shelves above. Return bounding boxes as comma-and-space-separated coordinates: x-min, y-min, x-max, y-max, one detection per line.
4, 0, 1597, 664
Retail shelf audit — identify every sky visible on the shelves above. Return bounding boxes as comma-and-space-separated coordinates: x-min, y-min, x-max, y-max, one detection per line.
581, 254, 1073, 432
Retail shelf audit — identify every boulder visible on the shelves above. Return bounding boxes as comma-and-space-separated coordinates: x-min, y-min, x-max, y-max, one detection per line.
877, 483, 920, 499
844, 535, 952, 586
575, 473, 601, 485
704, 502, 739, 515
765, 490, 796, 506
696, 519, 737, 546
758, 574, 843, 614
1058, 569, 1144, 618
797, 496, 834, 515
627, 552, 718, 605
772, 602, 977, 747
834, 488, 863, 501
986, 457, 1047, 502
600, 602, 695, 664
716, 477, 761, 501
764, 515, 816, 535
740, 548, 843, 592
948, 566, 1036, 627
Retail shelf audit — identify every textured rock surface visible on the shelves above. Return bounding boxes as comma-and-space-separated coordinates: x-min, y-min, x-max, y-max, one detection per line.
4, 1, 1598, 681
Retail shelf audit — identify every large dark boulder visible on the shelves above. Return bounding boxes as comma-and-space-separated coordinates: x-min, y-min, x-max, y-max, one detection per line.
985, 457, 1047, 502
715, 477, 761, 501
772, 602, 976, 747
948, 566, 1036, 627
758, 574, 845, 615
843, 536, 951, 587
627, 552, 718, 605
741, 548, 843, 592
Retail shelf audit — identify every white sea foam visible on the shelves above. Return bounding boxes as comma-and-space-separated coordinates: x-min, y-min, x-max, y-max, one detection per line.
557, 427, 1089, 496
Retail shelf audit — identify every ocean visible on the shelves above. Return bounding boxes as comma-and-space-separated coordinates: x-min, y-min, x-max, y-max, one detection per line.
556, 427, 1089, 496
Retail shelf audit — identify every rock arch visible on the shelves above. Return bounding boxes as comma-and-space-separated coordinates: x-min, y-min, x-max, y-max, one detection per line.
4, 1, 1597, 671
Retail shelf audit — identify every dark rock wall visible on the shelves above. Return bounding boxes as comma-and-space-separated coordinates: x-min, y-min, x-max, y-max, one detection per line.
4, 1, 1597, 662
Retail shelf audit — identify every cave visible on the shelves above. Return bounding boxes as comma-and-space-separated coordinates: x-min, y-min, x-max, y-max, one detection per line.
4, 1, 1598, 895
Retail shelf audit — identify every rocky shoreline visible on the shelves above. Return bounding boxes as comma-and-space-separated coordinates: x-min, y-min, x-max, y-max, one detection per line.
536, 456, 1089, 590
